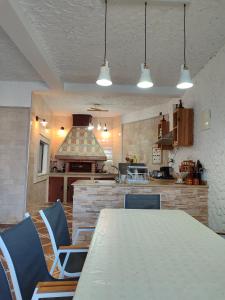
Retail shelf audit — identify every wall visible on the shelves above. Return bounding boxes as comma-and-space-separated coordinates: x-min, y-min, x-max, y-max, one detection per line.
0, 81, 47, 107
169, 43, 225, 232
121, 101, 177, 125
122, 116, 169, 170
27, 93, 53, 213
0, 107, 30, 223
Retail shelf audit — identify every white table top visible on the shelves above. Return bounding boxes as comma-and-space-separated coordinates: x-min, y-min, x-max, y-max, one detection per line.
73, 209, 225, 300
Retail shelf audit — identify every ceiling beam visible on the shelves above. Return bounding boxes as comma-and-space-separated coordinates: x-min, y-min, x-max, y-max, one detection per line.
0, 0, 63, 90
64, 83, 183, 98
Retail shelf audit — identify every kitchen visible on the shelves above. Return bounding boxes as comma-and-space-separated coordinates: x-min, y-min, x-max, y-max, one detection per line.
26, 91, 208, 235
1, 0, 225, 299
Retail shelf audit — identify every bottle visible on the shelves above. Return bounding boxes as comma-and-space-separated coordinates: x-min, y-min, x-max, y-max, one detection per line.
178, 99, 184, 108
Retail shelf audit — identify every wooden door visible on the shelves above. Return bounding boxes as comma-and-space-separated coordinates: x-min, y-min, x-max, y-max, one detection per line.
48, 177, 64, 202
67, 177, 90, 203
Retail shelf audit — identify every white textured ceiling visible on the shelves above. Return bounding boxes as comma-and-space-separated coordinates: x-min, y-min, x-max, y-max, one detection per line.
0, 26, 41, 81
1, 0, 223, 116
0, 0, 223, 87
39, 91, 169, 117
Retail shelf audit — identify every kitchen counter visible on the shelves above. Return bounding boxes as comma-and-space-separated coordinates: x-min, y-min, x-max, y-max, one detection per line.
73, 178, 208, 188
48, 173, 116, 202
72, 179, 208, 241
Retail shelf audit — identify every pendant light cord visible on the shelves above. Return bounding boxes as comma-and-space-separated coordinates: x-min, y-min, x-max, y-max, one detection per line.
104, 0, 107, 65
184, 3, 186, 68
144, 1, 147, 67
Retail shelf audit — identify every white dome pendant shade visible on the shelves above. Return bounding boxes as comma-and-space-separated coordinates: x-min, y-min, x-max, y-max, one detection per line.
177, 65, 193, 89
137, 64, 154, 89
96, 61, 112, 87
96, 0, 112, 87
137, 2, 154, 89
176, 4, 193, 90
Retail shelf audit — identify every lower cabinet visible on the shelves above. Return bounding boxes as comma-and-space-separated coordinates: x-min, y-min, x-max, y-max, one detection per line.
48, 177, 64, 202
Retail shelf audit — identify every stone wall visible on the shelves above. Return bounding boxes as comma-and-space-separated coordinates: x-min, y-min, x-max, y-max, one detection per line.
122, 116, 169, 170
73, 183, 208, 241
0, 107, 30, 223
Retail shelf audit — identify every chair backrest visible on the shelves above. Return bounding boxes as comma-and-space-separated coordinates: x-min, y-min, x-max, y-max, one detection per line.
0, 261, 13, 300
40, 201, 71, 254
124, 194, 161, 209
0, 217, 51, 300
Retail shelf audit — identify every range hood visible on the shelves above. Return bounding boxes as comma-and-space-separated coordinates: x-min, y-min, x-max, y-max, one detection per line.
55, 114, 107, 161
156, 131, 173, 146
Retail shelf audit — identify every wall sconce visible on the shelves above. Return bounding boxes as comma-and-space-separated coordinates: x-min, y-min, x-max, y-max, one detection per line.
36, 116, 48, 127
58, 126, 66, 137
97, 123, 102, 131
102, 130, 110, 140
103, 123, 108, 132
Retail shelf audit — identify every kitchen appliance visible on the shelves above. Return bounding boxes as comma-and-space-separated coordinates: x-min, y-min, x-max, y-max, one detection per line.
151, 167, 173, 179
126, 164, 150, 184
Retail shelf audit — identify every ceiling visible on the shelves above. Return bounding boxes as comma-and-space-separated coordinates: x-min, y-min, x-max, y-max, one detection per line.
0, 0, 225, 116
39, 91, 169, 117
0, 26, 41, 81
0, 0, 225, 88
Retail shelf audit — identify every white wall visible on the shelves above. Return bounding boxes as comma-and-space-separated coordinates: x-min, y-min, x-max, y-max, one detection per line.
0, 107, 30, 223
170, 43, 225, 232
122, 101, 173, 124
0, 81, 47, 107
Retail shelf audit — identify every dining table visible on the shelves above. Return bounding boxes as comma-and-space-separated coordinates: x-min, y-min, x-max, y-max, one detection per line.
73, 209, 225, 300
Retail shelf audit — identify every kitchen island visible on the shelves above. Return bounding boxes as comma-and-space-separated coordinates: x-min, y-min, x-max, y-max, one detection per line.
72, 179, 208, 241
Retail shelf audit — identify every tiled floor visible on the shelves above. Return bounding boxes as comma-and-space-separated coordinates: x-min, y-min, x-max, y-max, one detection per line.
0, 203, 73, 299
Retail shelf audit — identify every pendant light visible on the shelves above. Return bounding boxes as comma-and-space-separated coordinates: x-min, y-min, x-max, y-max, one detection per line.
88, 122, 94, 131
177, 4, 193, 90
137, 1, 153, 89
96, 0, 112, 87
97, 122, 102, 131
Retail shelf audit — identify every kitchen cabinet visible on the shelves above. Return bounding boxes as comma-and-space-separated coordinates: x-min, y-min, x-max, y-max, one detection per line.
48, 177, 64, 202
173, 108, 194, 147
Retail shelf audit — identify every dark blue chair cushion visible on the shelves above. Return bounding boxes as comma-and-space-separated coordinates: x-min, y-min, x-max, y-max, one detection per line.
43, 202, 87, 274
124, 194, 160, 209
59, 252, 87, 274
0, 217, 54, 300
43, 202, 71, 248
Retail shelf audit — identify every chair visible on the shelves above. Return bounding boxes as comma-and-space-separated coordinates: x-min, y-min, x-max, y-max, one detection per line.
124, 194, 161, 209
39, 200, 94, 278
0, 216, 78, 300
0, 260, 13, 300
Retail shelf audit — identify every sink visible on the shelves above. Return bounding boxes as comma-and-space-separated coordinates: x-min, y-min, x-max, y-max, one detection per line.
93, 180, 116, 185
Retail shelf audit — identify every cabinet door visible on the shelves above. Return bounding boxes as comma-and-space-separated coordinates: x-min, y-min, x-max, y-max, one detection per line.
67, 177, 90, 203
48, 177, 64, 202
